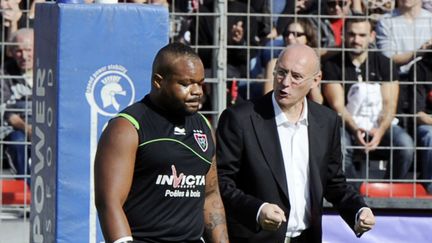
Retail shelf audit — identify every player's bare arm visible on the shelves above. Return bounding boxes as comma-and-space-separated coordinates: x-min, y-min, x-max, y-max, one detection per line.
94, 118, 137, 242
203, 157, 229, 243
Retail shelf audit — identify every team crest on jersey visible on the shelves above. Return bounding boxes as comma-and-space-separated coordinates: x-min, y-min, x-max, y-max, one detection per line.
193, 130, 208, 152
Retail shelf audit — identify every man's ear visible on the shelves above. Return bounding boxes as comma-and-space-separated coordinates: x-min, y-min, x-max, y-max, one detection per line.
153, 73, 163, 89
370, 30, 376, 44
311, 70, 322, 89
6, 46, 14, 58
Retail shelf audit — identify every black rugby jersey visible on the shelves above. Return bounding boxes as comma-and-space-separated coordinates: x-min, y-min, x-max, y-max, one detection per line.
117, 95, 214, 242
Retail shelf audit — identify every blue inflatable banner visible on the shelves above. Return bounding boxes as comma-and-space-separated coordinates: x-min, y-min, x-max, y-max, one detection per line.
31, 3, 168, 242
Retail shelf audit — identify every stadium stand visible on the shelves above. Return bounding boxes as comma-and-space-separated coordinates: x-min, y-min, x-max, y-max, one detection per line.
1, 0, 431, 242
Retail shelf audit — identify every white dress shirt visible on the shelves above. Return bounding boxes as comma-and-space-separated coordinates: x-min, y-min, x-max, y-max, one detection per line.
256, 95, 368, 237
272, 95, 311, 238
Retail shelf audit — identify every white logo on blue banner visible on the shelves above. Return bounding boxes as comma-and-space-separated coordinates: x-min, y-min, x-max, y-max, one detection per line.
85, 64, 135, 243
86, 64, 135, 116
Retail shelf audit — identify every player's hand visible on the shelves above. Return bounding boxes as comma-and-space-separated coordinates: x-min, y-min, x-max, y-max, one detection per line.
354, 208, 375, 236
258, 203, 286, 231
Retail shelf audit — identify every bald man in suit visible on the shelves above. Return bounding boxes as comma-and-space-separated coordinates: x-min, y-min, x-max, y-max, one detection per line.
216, 44, 375, 243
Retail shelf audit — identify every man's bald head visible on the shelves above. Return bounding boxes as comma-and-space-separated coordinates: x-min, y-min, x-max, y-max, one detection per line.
272, 44, 322, 111
278, 44, 320, 75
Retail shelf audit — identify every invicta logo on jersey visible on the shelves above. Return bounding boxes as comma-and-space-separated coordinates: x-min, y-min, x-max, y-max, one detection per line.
155, 165, 205, 198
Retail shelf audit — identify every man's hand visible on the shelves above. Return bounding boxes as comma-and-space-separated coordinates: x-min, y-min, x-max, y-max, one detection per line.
354, 208, 375, 235
1, 0, 22, 28
364, 128, 384, 152
419, 38, 432, 54
266, 27, 278, 39
354, 128, 367, 146
355, 128, 384, 153
258, 203, 286, 231
25, 124, 32, 141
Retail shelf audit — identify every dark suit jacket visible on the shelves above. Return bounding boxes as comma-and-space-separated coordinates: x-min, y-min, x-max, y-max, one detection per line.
216, 92, 367, 243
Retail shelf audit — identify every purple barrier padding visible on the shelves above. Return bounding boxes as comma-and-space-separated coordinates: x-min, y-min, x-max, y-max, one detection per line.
323, 213, 431, 243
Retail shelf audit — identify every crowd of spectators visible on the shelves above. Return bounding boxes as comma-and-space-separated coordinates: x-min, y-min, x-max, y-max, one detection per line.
1, 0, 39, 186
166, 0, 432, 194
1, 0, 431, 195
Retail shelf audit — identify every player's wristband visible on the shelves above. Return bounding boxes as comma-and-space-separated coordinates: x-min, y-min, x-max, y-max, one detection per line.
112, 236, 133, 243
